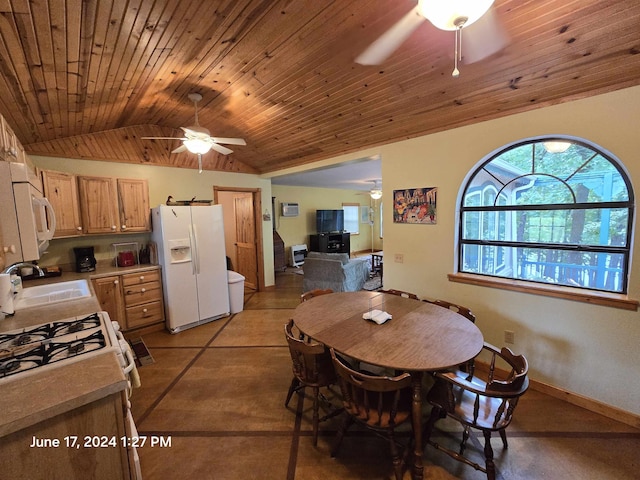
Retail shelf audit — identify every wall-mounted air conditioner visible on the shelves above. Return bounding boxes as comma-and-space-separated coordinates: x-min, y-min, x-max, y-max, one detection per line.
281, 202, 299, 217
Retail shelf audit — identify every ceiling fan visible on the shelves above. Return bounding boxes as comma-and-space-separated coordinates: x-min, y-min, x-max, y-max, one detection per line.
142, 93, 246, 172
356, 0, 507, 76
357, 180, 383, 200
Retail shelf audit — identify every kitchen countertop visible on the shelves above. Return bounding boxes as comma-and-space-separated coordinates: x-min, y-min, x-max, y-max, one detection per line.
0, 262, 159, 438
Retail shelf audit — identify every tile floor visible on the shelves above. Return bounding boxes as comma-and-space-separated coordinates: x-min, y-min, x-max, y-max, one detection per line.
131, 270, 640, 479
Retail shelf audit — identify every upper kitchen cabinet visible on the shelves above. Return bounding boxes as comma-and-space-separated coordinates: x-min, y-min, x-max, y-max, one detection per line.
117, 178, 150, 232
0, 116, 19, 162
77, 175, 120, 234
41, 170, 83, 237
41, 170, 151, 236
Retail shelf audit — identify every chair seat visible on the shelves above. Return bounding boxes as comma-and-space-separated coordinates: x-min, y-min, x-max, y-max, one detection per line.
345, 399, 411, 428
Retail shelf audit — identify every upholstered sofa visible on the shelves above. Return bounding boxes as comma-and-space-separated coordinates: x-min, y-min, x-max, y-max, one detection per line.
302, 252, 370, 293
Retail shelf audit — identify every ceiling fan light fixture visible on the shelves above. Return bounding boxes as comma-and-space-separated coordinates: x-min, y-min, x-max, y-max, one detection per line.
370, 189, 382, 200
418, 0, 494, 31
543, 141, 571, 153
183, 138, 211, 155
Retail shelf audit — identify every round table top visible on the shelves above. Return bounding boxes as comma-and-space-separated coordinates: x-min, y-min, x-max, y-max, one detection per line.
293, 291, 483, 372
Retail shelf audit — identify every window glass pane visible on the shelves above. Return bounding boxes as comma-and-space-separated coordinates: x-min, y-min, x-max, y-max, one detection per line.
515, 175, 575, 205
342, 205, 359, 234
459, 138, 633, 294
460, 244, 625, 292
462, 208, 628, 246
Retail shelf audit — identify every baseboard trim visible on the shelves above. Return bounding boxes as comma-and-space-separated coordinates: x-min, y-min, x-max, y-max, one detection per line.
528, 378, 640, 428
475, 360, 640, 429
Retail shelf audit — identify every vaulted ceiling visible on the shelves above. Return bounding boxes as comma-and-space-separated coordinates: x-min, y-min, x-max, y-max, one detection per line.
1, 0, 639, 175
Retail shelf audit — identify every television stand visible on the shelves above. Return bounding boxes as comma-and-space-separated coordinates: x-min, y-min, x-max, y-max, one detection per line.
309, 232, 350, 255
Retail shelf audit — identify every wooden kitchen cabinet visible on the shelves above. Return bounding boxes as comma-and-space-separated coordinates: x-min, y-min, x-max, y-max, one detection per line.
117, 178, 150, 232
0, 116, 19, 162
122, 270, 164, 330
78, 175, 120, 234
1, 388, 132, 480
42, 170, 150, 236
92, 275, 126, 325
41, 170, 83, 237
93, 267, 165, 332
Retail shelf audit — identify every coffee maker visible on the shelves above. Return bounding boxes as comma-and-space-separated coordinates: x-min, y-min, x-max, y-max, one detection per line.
74, 246, 97, 272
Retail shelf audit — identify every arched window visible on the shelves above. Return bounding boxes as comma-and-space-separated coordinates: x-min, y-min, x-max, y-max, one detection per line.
458, 137, 634, 294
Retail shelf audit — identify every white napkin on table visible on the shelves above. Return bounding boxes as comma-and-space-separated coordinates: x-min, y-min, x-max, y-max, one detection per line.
362, 309, 392, 325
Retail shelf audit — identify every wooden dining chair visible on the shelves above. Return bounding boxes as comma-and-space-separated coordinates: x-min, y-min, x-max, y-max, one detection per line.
380, 288, 419, 300
284, 320, 339, 446
423, 342, 529, 480
300, 288, 334, 302
426, 299, 477, 378
329, 348, 413, 480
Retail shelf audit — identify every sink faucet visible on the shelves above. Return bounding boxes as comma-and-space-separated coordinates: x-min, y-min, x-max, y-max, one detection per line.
2, 262, 45, 277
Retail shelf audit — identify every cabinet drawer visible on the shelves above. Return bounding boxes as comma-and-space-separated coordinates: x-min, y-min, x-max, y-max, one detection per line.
126, 300, 164, 329
123, 281, 162, 306
122, 270, 160, 286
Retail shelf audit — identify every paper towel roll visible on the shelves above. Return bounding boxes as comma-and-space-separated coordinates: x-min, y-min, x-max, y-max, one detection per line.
0, 273, 14, 315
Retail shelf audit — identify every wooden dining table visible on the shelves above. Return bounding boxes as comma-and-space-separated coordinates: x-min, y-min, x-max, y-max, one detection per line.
292, 291, 484, 480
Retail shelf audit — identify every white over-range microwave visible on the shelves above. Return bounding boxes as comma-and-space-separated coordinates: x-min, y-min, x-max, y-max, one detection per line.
0, 162, 56, 264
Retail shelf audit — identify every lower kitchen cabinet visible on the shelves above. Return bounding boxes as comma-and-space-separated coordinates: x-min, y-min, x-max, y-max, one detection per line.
122, 269, 164, 330
92, 267, 165, 333
0, 392, 131, 480
92, 275, 126, 325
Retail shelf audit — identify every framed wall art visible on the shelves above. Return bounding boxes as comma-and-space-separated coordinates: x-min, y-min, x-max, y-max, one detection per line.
393, 187, 437, 224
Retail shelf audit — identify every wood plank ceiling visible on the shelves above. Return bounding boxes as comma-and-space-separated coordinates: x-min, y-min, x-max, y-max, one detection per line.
0, 0, 639, 174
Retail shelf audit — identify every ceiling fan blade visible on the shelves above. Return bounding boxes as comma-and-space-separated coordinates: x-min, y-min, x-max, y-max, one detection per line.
210, 143, 234, 155
182, 126, 211, 138
461, 8, 509, 64
211, 137, 246, 146
355, 6, 425, 65
171, 144, 188, 154
141, 136, 186, 140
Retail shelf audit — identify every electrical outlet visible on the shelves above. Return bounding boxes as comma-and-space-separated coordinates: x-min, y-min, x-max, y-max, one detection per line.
504, 330, 515, 344
394, 253, 404, 263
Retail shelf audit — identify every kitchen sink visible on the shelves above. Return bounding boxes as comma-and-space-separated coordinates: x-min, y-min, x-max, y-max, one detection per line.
14, 279, 91, 310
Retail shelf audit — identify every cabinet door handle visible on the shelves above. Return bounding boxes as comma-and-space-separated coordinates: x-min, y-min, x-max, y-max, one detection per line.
114, 280, 119, 285
142, 308, 148, 314
139, 275, 145, 281
111, 225, 117, 230
140, 287, 146, 293
76, 226, 82, 231
122, 225, 127, 230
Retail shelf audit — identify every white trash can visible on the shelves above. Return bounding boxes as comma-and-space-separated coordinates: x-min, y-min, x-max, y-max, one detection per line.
227, 270, 245, 314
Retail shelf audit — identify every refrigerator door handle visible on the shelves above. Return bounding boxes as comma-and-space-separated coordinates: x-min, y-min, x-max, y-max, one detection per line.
190, 223, 200, 275
189, 224, 198, 275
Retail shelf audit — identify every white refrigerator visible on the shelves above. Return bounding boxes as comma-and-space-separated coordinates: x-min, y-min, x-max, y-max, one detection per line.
151, 204, 230, 333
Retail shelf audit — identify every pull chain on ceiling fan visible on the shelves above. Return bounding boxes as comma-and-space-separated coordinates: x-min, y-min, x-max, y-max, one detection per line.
355, 0, 505, 77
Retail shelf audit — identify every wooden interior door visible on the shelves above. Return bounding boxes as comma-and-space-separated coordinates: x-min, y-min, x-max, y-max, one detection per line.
234, 195, 258, 290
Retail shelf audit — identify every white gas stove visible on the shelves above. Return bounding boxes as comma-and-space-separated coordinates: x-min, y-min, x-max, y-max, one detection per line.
0, 311, 134, 382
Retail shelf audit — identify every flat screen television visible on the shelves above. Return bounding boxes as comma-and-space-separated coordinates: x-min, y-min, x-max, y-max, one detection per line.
316, 209, 344, 233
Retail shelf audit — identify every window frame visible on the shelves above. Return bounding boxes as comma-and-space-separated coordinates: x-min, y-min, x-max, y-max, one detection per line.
342, 203, 360, 235
453, 136, 636, 306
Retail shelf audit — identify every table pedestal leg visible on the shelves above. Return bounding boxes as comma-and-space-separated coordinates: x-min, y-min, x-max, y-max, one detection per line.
411, 371, 424, 480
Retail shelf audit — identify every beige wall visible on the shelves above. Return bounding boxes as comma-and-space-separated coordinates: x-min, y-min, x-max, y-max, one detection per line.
30, 157, 275, 286
28, 85, 640, 416
271, 185, 382, 263
268, 85, 640, 417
